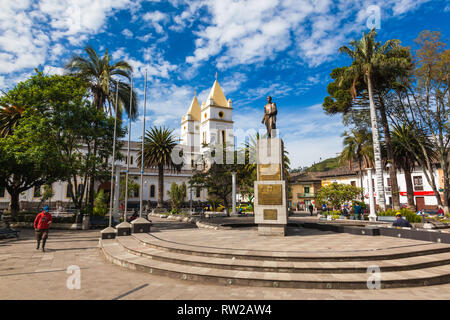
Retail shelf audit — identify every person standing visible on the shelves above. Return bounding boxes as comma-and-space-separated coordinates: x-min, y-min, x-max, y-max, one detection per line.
34, 206, 52, 252
354, 203, 362, 220
308, 204, 314, 216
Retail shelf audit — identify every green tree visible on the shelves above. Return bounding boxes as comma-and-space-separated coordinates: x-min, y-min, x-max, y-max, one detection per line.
138, 127, 182, 208
389, 30, 448, 210
93, 190, 108, 216
331, 29, 411, 210
391, 123, 436, 210
339, 128, 373, 198
0, 108, 65, 215
315, 183, 363, 210
167, 182, 187, 213
65, 46, 137, 206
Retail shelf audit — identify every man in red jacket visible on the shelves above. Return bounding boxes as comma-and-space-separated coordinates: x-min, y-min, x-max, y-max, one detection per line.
34, 206, 52, 252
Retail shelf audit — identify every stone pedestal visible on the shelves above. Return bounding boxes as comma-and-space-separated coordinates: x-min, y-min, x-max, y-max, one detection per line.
131, 217, 152, 233
116, 222, 131, 236
101, 227, 116, 240
254, 138, 288, 236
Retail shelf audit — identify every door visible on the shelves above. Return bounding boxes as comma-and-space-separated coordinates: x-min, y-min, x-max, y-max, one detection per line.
416, 197, 425, 211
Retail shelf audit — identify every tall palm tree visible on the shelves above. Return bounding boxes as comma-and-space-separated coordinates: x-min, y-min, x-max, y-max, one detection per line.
339, 29, 410, 211
138, 127, 182, 208
392, 123, 437, 210
340, 128, 373, 198
65, 46, 138, 206
65, 46, 138, 119
0, 105, 25, 137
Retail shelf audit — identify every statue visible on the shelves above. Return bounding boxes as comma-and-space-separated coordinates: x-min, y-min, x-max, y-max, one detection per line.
261, 96, 277, 138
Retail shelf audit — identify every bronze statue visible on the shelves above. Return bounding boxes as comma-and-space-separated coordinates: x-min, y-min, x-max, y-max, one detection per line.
261, 96, 277, 138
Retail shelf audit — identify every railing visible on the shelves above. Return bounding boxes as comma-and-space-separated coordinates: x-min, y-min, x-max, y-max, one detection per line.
297, 193, 316, 198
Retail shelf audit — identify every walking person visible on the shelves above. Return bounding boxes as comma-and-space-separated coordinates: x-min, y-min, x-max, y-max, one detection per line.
308, 204, 314, 216
34, 206, 52, 252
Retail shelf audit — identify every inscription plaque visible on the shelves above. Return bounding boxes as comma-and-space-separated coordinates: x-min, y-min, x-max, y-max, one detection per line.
258, 184, 283, 205
258, 164, 281, 181
263, 209, 278, 220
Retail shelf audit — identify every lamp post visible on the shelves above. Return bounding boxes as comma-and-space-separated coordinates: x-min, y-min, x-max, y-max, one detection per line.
231, 172, 236, 216
139, 71, 148, 218
108, 81, 119, 227
124, 76, 133, 222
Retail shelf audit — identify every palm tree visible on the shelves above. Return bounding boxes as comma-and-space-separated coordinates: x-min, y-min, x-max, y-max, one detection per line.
65, 46, 138, 207
0, 105, 25, 137
340, 128, 373, 198
65, 46, 137, 119
339, 29, 410, 211
392, 123, 437, 210
138, 127, 182, 208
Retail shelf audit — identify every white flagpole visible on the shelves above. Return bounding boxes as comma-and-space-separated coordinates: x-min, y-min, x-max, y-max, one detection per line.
124, 76, 133, 222
139, 71, 147, 218
109, 80, 119, 227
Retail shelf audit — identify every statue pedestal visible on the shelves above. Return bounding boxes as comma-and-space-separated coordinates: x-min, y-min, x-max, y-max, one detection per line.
254, 138, 288, 236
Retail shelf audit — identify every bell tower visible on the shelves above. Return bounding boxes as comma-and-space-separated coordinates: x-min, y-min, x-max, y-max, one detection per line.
200, 79, 234, 153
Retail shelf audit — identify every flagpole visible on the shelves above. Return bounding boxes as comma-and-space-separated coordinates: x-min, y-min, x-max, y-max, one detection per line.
139, 71, 147, 218
109, 80, 119, 227
124, 76, 133, 222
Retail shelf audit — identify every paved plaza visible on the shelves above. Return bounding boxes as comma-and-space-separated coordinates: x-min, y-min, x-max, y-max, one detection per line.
1, 217, 450, 300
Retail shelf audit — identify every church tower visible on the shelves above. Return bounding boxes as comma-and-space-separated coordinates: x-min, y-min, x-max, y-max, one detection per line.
200, 79, 234, 153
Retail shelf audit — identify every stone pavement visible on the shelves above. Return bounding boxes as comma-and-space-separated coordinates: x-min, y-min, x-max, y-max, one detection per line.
1, 218, 450, 300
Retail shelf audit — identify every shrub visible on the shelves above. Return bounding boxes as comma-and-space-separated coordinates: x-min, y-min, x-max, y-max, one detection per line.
93, 190, 108, 216
378, 208, 421, 223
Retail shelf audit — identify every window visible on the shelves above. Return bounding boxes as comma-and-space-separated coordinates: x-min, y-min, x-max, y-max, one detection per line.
304, 187, 310, 194
77, 184, 84, 196
150, 185, 155, 198
33, 186, 41, 198
218, 111, 224, 118
133, 186, 140, 198
196, 188, 201, 198
66, 184, 73, 198
131, 156, 134, 165
221, 130, 225, 144
413, 176, 424, 191
385, 178, 391, 192
0, 186, 5, 198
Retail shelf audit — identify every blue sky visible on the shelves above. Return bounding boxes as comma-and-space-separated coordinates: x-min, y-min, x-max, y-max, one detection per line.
0, 0, 449, 168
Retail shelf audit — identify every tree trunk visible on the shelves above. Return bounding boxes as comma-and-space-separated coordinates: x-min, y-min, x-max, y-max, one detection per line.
366, 71, 386, 211
404, 167, 415, 210
378, 94, 400, 210
157, 164, 164, 208
9, 191, 20, 215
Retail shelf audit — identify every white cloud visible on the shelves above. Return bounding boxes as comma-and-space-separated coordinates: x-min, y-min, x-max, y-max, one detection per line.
43, 65, 65, 75
142, 10, 169, 34
122, 28, 133, 38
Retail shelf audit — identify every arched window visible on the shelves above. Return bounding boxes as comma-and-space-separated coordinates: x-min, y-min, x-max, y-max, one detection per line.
221, 130, 225, 144
150, 185, 155, 198
196, 188, 201, 198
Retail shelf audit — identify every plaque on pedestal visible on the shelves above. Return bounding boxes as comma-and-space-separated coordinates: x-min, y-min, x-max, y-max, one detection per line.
116, 222, 131, 236
131, 217, 152, 233
254, 137, 288, 236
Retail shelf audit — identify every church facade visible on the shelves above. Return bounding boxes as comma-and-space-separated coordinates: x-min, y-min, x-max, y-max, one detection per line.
0, 80, 234, 211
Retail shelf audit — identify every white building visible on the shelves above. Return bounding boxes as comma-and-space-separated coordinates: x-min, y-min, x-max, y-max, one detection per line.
320, 164, 443, 210
0, 79, 234, 211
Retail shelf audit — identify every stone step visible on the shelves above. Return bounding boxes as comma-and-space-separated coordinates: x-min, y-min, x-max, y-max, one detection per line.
100, 239, 450, 289
132, 233, 450, 262
116, 236, 450, 274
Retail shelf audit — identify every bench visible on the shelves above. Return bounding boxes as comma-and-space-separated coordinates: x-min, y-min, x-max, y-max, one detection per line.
0, 221, 19, 239
377, 216, 397, 223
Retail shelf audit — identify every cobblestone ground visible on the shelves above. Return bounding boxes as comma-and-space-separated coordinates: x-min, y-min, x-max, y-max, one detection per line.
1, 217, 450, 300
